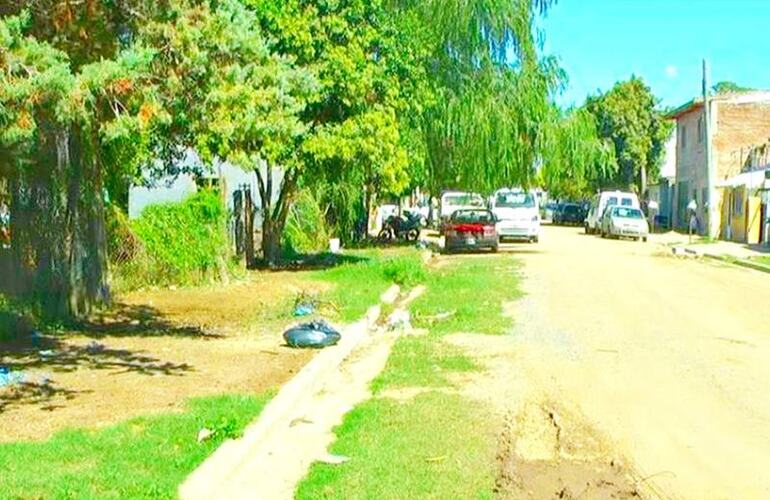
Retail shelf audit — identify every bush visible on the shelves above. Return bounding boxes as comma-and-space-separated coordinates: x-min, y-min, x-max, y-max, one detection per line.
381, 255, 428, 286
112, 190, 230, 289
282, 190, 331, 256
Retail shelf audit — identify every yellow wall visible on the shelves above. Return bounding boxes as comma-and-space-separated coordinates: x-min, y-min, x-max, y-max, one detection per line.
721, 186, 763, 243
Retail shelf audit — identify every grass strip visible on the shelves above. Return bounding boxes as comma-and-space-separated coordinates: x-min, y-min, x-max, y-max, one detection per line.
412, 255, 520, 335
0, 394, 270, 499
296, 392, 498, 500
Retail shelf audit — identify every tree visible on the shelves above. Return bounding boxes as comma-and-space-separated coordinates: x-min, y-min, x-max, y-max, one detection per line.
1, 13, 159, 318
712, 81, 754, 95
585, 76, 672, 195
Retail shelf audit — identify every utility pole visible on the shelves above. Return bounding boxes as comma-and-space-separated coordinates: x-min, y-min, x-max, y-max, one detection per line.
703, 59, 717, 238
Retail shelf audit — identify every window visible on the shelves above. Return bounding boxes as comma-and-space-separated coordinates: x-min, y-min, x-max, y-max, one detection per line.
698, 116, 706, 144
621, 198, 633, 206
680, 124, 687, 149
734, 190, 744, 216
495, 192, 535, 208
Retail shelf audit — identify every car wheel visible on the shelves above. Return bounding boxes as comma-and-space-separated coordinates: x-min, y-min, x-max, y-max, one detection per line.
642, 236, 648, 242
406, 228, 420, 242
378, 229, 392, 243
491, 245, 499, 253
532, 236, 539, 244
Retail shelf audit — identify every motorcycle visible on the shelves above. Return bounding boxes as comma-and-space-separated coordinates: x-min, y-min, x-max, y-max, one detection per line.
378, 211, 424, 242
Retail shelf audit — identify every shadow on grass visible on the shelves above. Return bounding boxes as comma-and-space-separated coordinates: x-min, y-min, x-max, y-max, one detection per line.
253, 252, 370, 272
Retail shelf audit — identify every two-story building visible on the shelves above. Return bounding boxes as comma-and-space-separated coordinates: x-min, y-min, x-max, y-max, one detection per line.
669, 91, 770, 238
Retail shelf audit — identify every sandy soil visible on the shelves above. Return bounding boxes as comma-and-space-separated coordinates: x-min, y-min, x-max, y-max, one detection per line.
497, 225, 770, 499
0, 271, 323, 442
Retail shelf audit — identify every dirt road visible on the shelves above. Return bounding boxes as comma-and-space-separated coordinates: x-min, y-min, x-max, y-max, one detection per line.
506, 225, 770, 499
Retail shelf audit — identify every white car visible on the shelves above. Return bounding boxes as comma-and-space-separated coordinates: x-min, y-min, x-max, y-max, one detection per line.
439, 191, 486, 231
585, 190, 640, 235
600, 206, 649, 241
491, 188, 540, 243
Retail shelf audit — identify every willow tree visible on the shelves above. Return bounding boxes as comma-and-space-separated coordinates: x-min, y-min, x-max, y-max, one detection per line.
386, 0, 566, 195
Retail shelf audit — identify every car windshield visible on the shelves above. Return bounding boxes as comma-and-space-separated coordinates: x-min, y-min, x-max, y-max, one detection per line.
444, 194, 484, 207
606, 196, 619, 207
612, 207, 644, 219
452, 210, 494, 223
564, 205, 579, 214
495, 192, 535, 208
621, 198, 634, 206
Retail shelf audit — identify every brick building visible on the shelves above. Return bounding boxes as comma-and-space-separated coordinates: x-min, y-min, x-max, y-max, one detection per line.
669, 91, 770, 234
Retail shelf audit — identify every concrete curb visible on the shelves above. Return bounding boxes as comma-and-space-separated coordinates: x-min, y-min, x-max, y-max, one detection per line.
672, 245, 770, 274
179, 286, 399, 500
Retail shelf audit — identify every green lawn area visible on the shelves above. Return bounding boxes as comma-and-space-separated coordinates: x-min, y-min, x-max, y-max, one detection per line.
0, 394, 270, 499
310, 248, 427, 322
296, 392, 498, 500
298, 253, 521, 499
752, 256, 770, 266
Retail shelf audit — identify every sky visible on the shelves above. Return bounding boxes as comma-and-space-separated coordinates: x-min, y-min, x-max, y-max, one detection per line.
539, 0, 770, 109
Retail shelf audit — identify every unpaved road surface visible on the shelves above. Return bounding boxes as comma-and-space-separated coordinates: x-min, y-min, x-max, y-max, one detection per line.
507, 225, 770, 499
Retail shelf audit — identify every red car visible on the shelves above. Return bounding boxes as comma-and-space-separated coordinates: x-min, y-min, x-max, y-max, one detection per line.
444, 209, 498, 253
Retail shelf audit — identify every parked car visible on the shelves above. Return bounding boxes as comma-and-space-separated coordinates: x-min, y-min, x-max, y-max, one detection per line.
553, 203, 585, 226
444, 209, 498, 253
490, 188, 540, 243
600, 206, 649, 241
543, 201, 559, 222
585, 191, 640, 234
439, 191, 486, 233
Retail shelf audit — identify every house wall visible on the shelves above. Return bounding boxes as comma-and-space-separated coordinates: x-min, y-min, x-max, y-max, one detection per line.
674, 107, 709, 228
714, 102, 770, 181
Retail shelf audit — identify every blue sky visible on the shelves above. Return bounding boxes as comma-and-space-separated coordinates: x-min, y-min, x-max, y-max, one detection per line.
539, 0, 770, 109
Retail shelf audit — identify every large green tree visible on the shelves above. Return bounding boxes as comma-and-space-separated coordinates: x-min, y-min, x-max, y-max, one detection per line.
585, 76, 672, 195
1, 13, 158, 318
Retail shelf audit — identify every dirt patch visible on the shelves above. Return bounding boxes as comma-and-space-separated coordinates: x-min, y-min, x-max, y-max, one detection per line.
442, 334, 644, 499
0, 271, 326, 442
494, 403, 641, 499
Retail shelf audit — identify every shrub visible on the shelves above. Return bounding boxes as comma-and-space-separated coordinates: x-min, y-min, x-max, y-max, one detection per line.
112, 190, 229, 289
381, 255, 428, 287
282, 190, 331, 256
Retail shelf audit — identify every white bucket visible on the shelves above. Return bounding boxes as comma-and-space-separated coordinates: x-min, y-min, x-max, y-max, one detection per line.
329, 238, 341, 254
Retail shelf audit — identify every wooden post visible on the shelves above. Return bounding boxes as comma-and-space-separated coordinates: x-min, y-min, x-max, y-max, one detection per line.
244, 185, 255, 268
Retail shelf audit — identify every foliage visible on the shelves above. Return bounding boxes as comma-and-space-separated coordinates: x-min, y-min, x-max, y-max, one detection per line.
117, 191, 229, 289
585, 76, 673, 194
540, 108, 616, 198
713, 81, 754, 95
282, 190, 330, 255
0, 394, 270, 499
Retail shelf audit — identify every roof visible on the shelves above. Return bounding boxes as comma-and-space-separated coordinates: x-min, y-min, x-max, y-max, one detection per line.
717, 167, 770, 189
667, 91, 770, 120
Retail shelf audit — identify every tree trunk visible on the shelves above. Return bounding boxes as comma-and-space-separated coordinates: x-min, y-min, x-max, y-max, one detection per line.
256, 165, 296, 267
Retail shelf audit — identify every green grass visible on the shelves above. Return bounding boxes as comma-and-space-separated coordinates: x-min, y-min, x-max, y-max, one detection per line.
412, 255, 520, 335
0, 394, 271, 499
311, 249, 428, 322
296, 392, 498, 500
298, 253, 522, 498
370, 335, 478, 393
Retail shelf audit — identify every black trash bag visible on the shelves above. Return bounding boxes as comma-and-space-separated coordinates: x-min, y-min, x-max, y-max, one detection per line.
283, 320, 341, 349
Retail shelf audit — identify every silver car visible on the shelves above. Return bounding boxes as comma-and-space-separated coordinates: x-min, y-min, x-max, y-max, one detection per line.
600, 206, 649, 241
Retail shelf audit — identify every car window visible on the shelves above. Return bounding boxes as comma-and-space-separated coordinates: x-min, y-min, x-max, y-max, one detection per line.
452, 210, 494, 223
612, 207, 643, 219
620, 198, 633, 206
564, 205, 579, 214
444, 194, 484, 207
606, 196, 619, 207
495, 192, 535, 208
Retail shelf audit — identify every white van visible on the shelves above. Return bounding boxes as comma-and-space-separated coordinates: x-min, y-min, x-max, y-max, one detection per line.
439, 191, 486, 230
585, 191, 640, 234
491, 188, 541, 243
